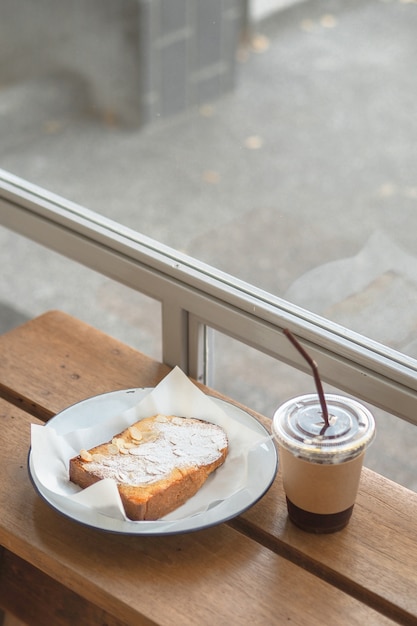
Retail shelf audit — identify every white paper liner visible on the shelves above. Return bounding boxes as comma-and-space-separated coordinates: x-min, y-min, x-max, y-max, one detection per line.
30, 367, 268, 524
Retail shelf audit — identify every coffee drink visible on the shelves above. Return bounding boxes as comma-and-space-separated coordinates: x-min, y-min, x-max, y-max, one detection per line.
272, 394, 375, 533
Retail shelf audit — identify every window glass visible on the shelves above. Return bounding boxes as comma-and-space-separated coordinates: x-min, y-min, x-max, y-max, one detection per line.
0, 229, 162, 360
1, 0, 416, 360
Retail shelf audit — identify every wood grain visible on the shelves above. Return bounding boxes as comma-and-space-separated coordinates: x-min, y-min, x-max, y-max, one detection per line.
230, 466, 417, 625
0, 399, 393, 626
0, 311, 414, 624
0, 310, 170, 421
0, 550, 128, 626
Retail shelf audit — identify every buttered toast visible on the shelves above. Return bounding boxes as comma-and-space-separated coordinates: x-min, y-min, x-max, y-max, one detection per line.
69, 414, 228, 520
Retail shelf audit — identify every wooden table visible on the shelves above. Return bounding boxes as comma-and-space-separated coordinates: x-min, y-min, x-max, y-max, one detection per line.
0, 311, 416, 626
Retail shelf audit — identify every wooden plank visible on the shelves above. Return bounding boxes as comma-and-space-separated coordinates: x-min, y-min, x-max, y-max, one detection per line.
0, 311, 414, 624
230, 467, 417, 626
0, 310, 170, 421
0, 550, 129, 626
1, 610, 26, 626
0, 399, 394, 626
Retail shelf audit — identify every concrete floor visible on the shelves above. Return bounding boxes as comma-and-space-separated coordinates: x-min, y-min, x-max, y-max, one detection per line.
1, 0, 417, 491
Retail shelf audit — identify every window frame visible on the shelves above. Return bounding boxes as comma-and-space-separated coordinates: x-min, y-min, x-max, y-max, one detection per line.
1, 168, 417, 425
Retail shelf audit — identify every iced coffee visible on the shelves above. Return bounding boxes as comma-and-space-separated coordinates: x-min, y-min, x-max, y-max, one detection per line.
272, 394, 375, 533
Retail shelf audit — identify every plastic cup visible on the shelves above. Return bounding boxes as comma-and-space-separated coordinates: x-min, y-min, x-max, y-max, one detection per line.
272, 394, 376, 533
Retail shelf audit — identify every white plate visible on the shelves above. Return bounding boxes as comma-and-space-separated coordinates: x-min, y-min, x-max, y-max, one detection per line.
28, 388, 278, 535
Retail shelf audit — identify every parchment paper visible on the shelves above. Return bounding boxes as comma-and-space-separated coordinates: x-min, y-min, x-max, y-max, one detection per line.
30, 367, 268, 523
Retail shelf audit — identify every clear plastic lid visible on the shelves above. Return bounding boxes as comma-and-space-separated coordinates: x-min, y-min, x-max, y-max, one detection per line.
272, 394, 375, 463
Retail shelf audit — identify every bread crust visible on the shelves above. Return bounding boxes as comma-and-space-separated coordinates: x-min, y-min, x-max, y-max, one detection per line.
69, 414, 228, 520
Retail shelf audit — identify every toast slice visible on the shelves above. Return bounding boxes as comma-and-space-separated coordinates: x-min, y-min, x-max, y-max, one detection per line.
69, 414, 228, 520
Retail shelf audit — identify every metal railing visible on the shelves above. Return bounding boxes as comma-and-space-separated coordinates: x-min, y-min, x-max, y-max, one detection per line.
1, 168, 417, 424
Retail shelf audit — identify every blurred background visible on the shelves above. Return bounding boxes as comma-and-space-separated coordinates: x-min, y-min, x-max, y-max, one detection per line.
1, 0, 417, 490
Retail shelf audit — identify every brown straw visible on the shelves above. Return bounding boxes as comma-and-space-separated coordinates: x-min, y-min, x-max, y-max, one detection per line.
283, 328, 330, 428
